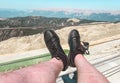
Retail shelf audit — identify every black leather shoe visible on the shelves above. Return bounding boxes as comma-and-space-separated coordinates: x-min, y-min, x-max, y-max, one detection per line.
68, 29, 86, 67
44, 30, 68, 71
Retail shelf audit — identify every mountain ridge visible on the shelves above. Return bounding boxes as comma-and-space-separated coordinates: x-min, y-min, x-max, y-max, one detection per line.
0, 8, 120, 22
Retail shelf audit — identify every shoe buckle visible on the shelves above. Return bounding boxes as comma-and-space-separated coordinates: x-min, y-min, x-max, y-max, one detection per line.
81, 41, 90, 55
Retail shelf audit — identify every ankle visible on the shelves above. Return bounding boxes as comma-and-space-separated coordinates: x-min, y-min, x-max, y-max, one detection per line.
50, 58, 64, 71
74, 54, 86, 66
75, 54, 84, 60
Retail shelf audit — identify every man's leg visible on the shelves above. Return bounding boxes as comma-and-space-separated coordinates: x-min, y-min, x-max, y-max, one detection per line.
0, 58, 63, 83
75, 54, 109, 83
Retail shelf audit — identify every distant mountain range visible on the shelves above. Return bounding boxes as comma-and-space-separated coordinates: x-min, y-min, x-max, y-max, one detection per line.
0, 8, 120, 22
0, 15, 99, 41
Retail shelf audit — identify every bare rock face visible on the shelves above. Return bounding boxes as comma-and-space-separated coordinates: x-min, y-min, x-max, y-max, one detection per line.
0, 29, 22, 41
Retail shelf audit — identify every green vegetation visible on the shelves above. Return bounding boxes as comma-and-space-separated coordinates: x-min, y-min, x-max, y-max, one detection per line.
0, 54, 50, 72
0, 16, 99, 28
0, 16, 100, 41
0, 49, 69, 72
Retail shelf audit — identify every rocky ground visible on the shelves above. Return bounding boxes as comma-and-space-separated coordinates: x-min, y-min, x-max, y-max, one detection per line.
0, 22, 120, 55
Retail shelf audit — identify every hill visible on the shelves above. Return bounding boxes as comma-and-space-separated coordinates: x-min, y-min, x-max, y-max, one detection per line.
0, 22, 120, 55
0, 16, 99, 41
0, 16, 99, 28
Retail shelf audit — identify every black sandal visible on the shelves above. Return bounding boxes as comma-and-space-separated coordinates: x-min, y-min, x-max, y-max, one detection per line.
68, 29, 89, 67
44, 30, 68, 71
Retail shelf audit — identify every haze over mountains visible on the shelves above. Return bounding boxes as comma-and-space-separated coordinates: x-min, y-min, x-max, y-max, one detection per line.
0, 8, 120, 22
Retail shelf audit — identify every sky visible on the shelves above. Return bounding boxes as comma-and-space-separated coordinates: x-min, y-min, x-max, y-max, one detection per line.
0, 0, 120, 10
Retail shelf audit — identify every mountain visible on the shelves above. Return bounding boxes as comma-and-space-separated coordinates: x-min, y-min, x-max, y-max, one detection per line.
0, 16, 99, 41
0, 8, 120, 22
0, 16, 99, 28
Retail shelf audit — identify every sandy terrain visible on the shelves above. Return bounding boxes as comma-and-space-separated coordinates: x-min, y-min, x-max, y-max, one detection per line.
0, 22, 120, 55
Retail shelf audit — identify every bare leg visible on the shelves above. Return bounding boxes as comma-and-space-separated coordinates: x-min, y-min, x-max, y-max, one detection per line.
0, 58, 63, 83
75, 54, 109, 83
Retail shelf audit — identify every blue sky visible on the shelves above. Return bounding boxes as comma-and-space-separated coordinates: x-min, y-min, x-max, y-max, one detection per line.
0, 0, 120, 10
